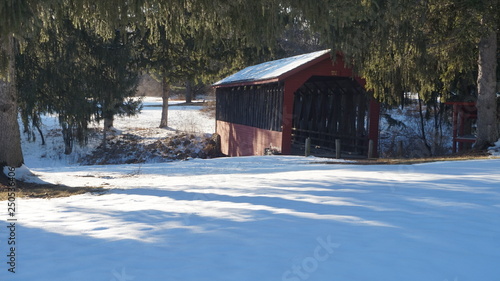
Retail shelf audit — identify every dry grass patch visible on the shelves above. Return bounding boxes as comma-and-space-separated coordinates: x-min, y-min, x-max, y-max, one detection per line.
0, 174, 105, 200
316, 151, 497, 165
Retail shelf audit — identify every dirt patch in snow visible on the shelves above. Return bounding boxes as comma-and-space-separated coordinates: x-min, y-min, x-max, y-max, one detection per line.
0, 173, 104, 200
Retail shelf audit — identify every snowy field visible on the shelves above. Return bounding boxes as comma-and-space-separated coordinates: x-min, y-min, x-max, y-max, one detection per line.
1, 98, 500, 281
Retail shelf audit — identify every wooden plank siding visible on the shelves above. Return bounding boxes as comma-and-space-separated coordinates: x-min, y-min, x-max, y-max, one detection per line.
216, 83, 284, 132
216, 120, 283, 156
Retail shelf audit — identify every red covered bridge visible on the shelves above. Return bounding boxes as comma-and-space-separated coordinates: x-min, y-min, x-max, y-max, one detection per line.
213, 50, 380, 158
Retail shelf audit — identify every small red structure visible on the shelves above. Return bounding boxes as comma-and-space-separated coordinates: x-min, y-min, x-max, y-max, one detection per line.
213, 50, 380, 157
445, 102, 477, 153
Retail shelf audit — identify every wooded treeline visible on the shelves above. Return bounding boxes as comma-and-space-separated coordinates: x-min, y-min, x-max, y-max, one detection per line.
0, 0, 498, 167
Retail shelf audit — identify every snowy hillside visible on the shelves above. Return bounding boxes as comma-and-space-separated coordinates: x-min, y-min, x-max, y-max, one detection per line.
1, 97, 500, 281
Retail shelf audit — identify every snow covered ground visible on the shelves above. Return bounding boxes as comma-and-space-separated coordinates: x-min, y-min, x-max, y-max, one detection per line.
20, 97, 215, 167
488, 139, 500, 157
1, 98, 500, 281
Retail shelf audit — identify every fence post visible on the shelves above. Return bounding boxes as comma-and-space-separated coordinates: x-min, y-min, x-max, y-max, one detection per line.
368, 139, 374, 159
335, 139, 341, 159
305, 137, 311, 157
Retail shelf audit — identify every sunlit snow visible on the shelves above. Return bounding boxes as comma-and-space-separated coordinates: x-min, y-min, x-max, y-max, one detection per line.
213, 50, 330, 86
1, 97, 499, 281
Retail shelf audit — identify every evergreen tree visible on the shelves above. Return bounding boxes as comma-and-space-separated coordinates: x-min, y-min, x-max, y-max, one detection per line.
276, 17, 326, 57
84, 29, 141, 133
17, 17, 141, 154
2, 0, 238, 165
286, 0, 499, 149
6, 0, 496, 164
138, 20, 276, 128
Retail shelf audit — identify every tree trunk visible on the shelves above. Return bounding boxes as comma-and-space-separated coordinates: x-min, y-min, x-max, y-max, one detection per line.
475, 28, 499, 150
35, 123, 46, 145
61, 122, 73, 155
104, 115, 114, 131
103, 91, 115, 131
185, 80, 193, 104
0, 35, 24, 168
159, 76, 169, 128
417, 94, 431, 156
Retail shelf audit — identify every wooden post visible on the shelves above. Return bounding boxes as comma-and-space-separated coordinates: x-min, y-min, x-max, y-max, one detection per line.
305, 137, 311, 157
335, 139, 341, 159
451, 104, 458, 153
368, 139, 374, 159
368, 99, 380, 158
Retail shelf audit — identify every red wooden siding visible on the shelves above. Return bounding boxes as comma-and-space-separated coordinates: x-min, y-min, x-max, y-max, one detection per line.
216, 120, 283, 156
214, 51, 380, 158
281, 54, 372, 155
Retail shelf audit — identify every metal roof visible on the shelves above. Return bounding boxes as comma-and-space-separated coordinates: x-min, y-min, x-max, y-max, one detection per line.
213, 49, 331, 86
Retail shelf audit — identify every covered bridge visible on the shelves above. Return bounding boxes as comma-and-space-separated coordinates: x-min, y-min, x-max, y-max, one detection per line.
213, 50, 380, 158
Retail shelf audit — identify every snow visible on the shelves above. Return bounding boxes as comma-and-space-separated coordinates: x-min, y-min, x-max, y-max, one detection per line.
213, 50, 330, 86
2, 157, 500, 280
2, 97, 500, 280
115, 98, 213, 134
379, 105, 453, 157
488, 139, 500, 156
2, 165, 45, 184
19, 97, 215, 169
